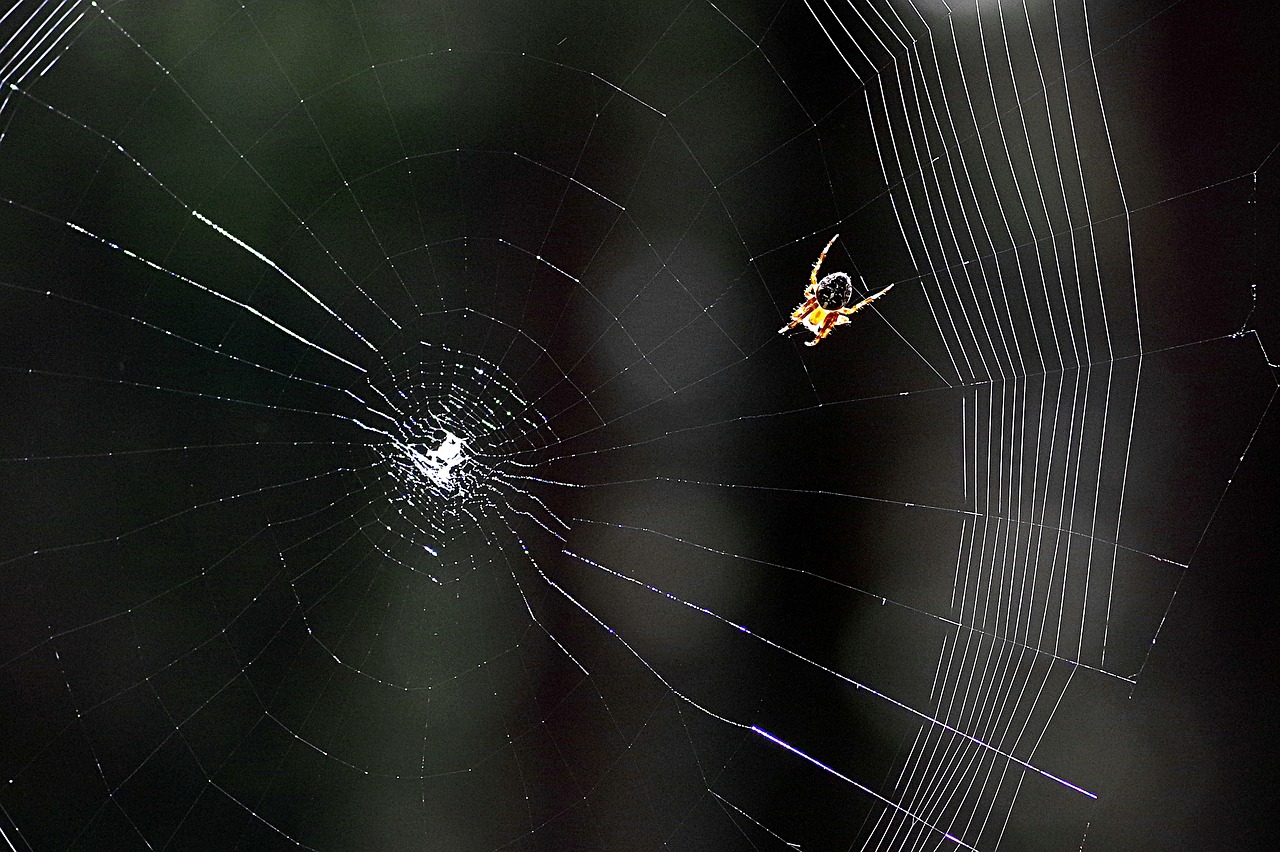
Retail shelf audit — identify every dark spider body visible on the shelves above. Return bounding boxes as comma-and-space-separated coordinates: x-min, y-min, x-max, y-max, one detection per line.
815, 271, 853, 310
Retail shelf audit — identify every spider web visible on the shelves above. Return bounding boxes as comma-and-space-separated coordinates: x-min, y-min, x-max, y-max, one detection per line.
0, 1, 1276, 849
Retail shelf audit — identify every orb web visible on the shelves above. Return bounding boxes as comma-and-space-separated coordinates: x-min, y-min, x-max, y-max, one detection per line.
0, 1, 1274, 850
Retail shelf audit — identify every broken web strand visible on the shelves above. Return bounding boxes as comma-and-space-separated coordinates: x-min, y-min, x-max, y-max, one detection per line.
0, 1, 1272, 850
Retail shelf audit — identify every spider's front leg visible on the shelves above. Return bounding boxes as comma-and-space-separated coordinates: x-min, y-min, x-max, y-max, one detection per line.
778, 296, 819, 333
844, 282, 895, 316
810, 233, 840, 288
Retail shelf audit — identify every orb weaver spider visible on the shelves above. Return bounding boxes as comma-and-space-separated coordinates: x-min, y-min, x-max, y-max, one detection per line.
778, 234, 894, 346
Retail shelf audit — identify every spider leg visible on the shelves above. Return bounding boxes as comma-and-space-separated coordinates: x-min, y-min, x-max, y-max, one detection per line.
779, 297, 819, 333
839, 281, 895, 316
810, 233, 840, 288
804, 310, 842, 346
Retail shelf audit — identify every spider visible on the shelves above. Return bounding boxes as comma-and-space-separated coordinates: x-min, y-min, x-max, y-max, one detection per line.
778, 233, 893, 346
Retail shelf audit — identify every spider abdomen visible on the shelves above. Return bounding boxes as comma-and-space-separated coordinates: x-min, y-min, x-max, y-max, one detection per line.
815, 271, 853, 310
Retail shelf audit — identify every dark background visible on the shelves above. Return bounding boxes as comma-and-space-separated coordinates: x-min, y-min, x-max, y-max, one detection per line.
0, 1, 1276, 850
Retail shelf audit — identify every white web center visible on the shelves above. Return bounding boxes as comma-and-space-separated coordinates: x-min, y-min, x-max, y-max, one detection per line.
403, 431, 469, 496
